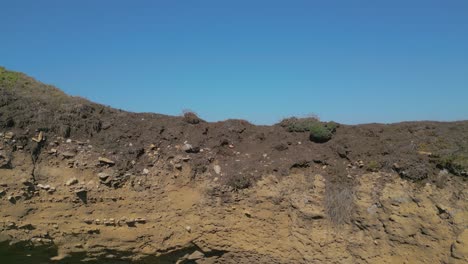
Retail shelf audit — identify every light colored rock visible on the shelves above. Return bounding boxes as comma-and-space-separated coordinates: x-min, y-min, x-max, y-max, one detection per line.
37, 184, 48, 190
98, 173, 110, 181
4, 132, 14, 139
142, 168, 149, 175
187, 250, 204, 260
65, 178, 78, 186
98, 157, 115, 165
182, 143, 193, 152
135, 218, 146, 224
48, 148, 57, 154
32, 131, 45, 142
213, 165, 221, 175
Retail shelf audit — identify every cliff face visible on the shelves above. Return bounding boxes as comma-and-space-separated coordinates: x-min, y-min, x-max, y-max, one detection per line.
0, 67, 467, 263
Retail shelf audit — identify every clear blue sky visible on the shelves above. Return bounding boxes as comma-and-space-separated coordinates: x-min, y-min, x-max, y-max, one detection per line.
1, 0, 467, 124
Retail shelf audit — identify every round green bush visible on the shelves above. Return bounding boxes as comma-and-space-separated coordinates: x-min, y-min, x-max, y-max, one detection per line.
309, 123, 333, 143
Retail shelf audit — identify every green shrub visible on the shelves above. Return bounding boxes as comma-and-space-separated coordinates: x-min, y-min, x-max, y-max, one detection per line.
309, 122, 333, 143
280, 117, 318, 132
279, 117, 338, 143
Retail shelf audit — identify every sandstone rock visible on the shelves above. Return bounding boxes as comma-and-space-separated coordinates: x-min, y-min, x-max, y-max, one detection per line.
135, 217, 146, 224
98, 172, 110, 181
142, 168, 149, 175
37, 184, 50, 190
4, 132, 14, 139
187, 250, 204, 260
185, 226, 191, 232
451, 230, 468, 260
118, 217, 127, 226
66, 178, 78, 186
104, 219, 115, 226
98, 157, 115, 165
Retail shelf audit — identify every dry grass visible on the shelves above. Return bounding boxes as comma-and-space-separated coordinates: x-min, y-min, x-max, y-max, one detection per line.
324, 183, 355, 225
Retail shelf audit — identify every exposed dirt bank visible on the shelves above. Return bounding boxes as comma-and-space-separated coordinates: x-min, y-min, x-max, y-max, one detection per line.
0, 67, 467, 263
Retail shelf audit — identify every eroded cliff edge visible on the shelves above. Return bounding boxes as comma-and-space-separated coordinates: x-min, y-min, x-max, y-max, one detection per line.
0, 67, 467, 263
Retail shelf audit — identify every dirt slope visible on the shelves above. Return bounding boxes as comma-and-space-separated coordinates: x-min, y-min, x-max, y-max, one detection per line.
0, 67, 467, 263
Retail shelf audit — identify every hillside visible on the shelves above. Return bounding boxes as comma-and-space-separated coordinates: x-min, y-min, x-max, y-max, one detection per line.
0, 67, 467, 263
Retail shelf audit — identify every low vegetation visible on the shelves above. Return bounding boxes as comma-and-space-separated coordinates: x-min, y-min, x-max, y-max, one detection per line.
226, 174, 252, 191
324, 184, 355, 225
436, 153, 468, 176
0, 67, 21, 89
279, 117, 339, 143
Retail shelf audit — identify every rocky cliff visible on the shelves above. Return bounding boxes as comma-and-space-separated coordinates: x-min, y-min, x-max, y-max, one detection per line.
0, 67, 467, 263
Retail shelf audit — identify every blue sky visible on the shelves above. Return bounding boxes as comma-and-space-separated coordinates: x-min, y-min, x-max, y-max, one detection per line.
1, 0, 467, 124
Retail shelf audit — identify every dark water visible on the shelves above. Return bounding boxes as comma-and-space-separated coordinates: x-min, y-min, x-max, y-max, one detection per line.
0, 242, 202, 264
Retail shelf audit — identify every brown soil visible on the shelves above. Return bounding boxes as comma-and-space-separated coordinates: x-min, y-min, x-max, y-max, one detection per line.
0, 67, 467, 263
